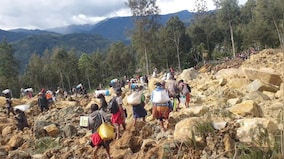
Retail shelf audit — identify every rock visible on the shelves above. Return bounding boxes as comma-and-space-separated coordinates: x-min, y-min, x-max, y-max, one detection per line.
0, 148, 8, 158
7, 150, 31, 159
2, 126, 14, 136
228, 100, 263, 117
141, 139, 157, 150
227, 78, 249, 89
223, 134, 234, 157
43, 124, 59, 137
173, 117, 201, 141
7, 135, 24, 149
218, 78, 227, 86
63, 124, 77, 137
226, 98, 241, 107
179, 68, 198, 81
186, 106, 209, 116
212, 121, 227, 130
246, 79, 278, 93
215, 68, 245, 79
236, 118, 279, 147
244, 91, 271, 101
33, 120, 53, 138
243, 68, 283, 86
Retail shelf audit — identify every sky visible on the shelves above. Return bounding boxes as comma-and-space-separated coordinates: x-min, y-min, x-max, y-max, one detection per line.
0, 0, 247, 30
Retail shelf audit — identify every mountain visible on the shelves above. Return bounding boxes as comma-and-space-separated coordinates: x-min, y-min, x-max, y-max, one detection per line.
0, 10, 195, 72
47, 10, 194, 42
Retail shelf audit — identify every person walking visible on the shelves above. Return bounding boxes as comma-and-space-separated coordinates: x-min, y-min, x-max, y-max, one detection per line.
3, 90, 15, 118
88, 104, 112, 159
110, 88, 126, 139
131, 86, 147, 128
151, 82, 171, 132
37, 92, 49, 112
178, 80, 191, 108
14, 109, 29, 131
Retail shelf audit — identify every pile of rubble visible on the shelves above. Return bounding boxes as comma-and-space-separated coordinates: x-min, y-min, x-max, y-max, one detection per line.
0, 49, 283, 159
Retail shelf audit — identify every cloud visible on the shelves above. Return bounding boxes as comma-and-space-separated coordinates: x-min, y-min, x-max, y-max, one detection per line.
0, 0, 248, 30
0, 0, 129, 30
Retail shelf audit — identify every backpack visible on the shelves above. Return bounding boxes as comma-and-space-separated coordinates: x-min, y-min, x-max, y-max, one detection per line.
108, 97, 119, 114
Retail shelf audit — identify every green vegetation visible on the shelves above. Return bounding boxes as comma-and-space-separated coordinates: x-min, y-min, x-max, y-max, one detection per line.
34, 137, 61, 154
0, 0, 283, 98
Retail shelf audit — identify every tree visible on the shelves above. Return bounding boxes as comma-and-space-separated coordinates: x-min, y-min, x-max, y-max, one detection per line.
253, 0, 284, 48
216, 0, 240, 57
0, 41, 19, 96
106, 42, 136, 78
50, 47, 69, 90
78, 53, 93, 90
127, 0, 160, 75
163, 16, 186, 71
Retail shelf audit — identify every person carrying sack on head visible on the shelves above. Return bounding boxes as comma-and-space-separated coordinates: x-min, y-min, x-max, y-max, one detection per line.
14, 108, 29, 131
128, 85, 147, 128
151, 82, 171, 132
88, 104, 112, 159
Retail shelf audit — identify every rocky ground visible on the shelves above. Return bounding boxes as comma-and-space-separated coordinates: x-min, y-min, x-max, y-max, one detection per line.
0, 49, 283, 159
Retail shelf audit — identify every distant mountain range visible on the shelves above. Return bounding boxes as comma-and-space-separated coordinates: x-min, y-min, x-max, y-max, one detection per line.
1, 10, 194, 43
0, 10, 195, 72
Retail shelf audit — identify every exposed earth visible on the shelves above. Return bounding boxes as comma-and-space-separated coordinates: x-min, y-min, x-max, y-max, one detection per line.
0, 49, 283, 159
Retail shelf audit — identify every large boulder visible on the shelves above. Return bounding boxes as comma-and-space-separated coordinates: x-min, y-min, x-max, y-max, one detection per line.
63, 124, 77, 137
179, 68, 198, 81
215, 68, 245, 79
7, 150, 31, 159
43, 124, 59, 137
243, 68, 283, 86
236, 118, 279, 147
33, 120, 53, 138
7, 135, 24, 149
173, 117, 202, 141
228, 100, 263, 117
246, 79, 279, 93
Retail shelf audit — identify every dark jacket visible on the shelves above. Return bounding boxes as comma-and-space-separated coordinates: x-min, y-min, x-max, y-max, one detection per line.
15, 111, 29, 130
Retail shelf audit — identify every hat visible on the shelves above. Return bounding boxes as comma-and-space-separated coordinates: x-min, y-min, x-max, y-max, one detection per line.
115, 88, 122, 94
154, 82, 162, 86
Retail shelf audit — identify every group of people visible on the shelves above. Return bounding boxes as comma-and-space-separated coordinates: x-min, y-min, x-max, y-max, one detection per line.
88, 87, 127, 159
2, 89, 29, 131
87, 76, 191, 158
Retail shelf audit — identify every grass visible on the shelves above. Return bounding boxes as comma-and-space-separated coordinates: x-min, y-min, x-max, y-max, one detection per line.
34, 137, 61, 154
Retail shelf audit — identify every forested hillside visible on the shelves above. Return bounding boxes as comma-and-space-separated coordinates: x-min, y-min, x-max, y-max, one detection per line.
0, 0, 283, 97
11, 33, 112, 72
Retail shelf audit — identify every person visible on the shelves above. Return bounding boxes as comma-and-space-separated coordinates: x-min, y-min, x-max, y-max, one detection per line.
14, 109, 29, 131
165, 77, 180, 111
131, 86, 147, 127
4, 91, 15, 118
37, 92, 49, 112
178, 80, 191, 108
151, 82, 171, 132
88, 104, 112, 159
46, 90, 56, 107
170, 67, 175, 77
20, 88, 25, 98
111, 87, 126, 139
144, 75, 149, 87
97, 94, 108, 112
152, 67, 157, 77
